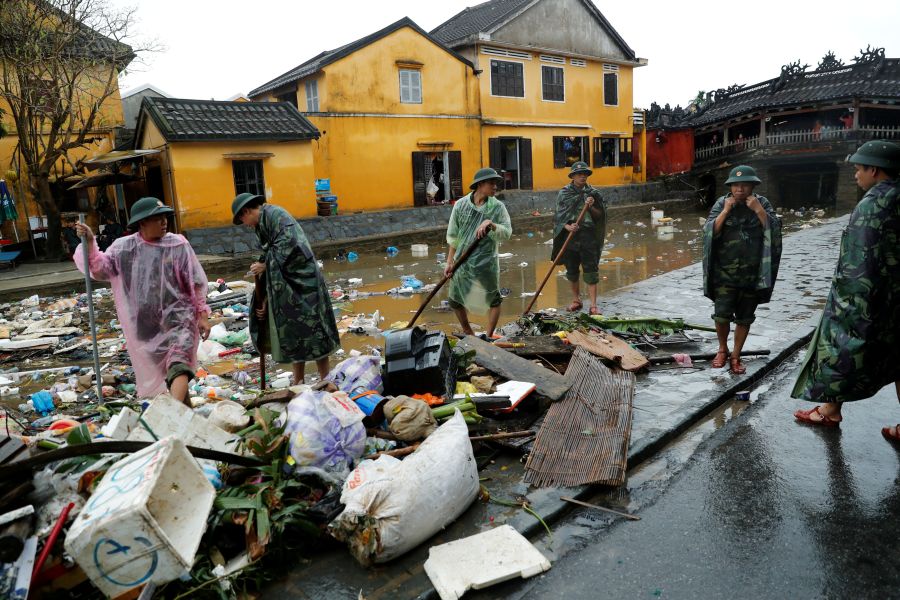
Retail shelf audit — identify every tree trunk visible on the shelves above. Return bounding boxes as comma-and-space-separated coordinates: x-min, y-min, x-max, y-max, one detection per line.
35, 176, 64, 260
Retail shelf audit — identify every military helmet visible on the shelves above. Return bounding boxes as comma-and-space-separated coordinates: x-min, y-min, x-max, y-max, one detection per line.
127, 197, 174, 227
847, 140, 900, 170
469, 167, 503, 190
231, 192, 265, 225
724, 165, 762, 185
568, 161, 593, 178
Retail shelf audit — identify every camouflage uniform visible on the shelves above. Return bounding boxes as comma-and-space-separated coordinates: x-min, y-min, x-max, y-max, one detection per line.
702, 194, 782, 324
552, 183, 607, 284
791, 179, 900, 402
249, 204, 340, 363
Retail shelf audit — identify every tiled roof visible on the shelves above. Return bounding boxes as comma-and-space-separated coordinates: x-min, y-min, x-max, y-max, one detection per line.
430, 0, 635, 60
136, 97, 320, 143
249, 17, 472, 98
680, 58, 900, 128
430, 0, 534, 46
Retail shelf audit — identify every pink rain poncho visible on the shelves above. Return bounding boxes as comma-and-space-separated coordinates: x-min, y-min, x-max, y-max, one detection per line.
75, 232, 210, 397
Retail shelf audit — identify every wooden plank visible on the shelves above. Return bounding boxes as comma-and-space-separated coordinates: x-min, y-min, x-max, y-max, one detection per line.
0, 437, 25, 465
457, 336, 571, 402
508, 335, 573, 358
565, 330, 649, 372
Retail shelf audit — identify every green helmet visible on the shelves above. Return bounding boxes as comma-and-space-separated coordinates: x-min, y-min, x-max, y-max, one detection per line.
847, 140, 900, 170
568, 161, 593, 178
469, 167, 503, 190
127, 197, 174, 227
724, 165, 761, 185
231, 192, 265, 225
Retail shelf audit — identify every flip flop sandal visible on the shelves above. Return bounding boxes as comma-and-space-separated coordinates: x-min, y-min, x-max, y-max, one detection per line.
568, 300, 583, 312
881, 425, 900, 442
794, 406, 842, 427
711, 349, 729, 369
730, 356, 747, 375
589, 306, 602, 316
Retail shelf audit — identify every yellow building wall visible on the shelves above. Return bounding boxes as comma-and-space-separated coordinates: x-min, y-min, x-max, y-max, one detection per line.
308, 114, 482, 211
476, 46, 640, 189
141, 123, 317, 230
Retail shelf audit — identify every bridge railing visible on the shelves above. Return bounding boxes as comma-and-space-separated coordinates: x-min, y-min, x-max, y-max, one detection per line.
695, 125, 900, 160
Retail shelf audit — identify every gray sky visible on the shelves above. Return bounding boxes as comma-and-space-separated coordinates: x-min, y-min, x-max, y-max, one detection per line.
115, 0, 900, 109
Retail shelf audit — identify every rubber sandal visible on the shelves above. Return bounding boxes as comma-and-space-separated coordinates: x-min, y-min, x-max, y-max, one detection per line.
589, 306, 602, 316
568, 299, 583, 312
881, 424, 900, 443
711, 349, 729, 369
730, 356, 747, 375
794, 406, 842, 427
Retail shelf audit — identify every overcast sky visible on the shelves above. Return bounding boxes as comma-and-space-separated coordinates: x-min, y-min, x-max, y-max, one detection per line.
114, 0, 900, 109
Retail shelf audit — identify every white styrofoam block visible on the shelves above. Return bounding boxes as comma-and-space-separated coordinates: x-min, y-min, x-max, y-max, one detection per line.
127, 394, 242, 454
64, 437, 216, 598
100, 407, 140, 439
424, 525, 551, 600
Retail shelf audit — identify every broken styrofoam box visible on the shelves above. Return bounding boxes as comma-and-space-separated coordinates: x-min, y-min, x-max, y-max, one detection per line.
100, 407, 140, 439
127, 394, 242, 454
411, 243, 428, 257
64, 437, 216, 598
424, 525, 551, 600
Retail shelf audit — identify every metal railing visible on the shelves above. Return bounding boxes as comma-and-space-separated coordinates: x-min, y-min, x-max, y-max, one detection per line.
693, 124, 900, 160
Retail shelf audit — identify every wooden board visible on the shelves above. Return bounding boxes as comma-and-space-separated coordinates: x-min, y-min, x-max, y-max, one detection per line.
507, 336, 573, 358
565, 330, 649, 372
457, 336, 571, 402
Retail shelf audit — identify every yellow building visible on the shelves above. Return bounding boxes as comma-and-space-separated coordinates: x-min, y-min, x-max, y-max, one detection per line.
132, 97, 320, 230
249, 17, 482, 212
431, 0, 647, 189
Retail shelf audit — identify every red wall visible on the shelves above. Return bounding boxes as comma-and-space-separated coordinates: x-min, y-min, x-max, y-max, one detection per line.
646, 128, 694, 178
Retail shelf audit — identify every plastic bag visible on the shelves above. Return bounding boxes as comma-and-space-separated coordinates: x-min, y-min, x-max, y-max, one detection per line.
329, 411, 478, 565
279, 390, 366, 477
197, 339, 228, 362
325, 355, 383, 394
426, 180, 439, 197
384, 395, 436, 442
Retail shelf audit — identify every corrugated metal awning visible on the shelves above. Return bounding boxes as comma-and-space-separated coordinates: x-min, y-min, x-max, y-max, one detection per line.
82, 149, 160, 170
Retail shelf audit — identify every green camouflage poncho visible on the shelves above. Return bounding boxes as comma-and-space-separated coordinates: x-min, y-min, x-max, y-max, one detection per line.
250, 204, 340, 363
446, 193, 512, 313
551, 183, 606, 261
702, 194, 782, 303
792, 179, 900, 402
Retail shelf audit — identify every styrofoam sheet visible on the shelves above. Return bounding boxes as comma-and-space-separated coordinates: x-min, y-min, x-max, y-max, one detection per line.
424, 525, 551, 600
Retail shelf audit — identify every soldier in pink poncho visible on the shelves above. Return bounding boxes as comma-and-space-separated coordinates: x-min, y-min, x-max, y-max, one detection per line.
75, 197, 211, 404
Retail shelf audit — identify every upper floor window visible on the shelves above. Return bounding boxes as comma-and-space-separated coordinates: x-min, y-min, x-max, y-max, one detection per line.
490, 59, 524, 98
305, 80, 319, 112
399, 69, 422, 104
233, 160, 265, 197
603, 67, 618, 106
542, 66, 564, 102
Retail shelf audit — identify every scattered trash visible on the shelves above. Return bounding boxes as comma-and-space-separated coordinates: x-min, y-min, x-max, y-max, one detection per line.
411, 244, 428, 257
347, 251, 359, 262
384, 395, 437, 441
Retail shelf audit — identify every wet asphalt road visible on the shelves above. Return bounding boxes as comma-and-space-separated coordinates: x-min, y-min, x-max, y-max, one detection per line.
481, 353, 900, 600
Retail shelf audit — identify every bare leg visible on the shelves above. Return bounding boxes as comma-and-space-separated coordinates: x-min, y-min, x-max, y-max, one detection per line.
169, 374, 191, 407
587, 282, 598, 312
292, 361, 305, 385
732, 324, 751, 360
569, 279, 581, 305
715, 321, 730, 353
486, 305, 502, 338
453, 306, 475, 336
315, 357, 331, 380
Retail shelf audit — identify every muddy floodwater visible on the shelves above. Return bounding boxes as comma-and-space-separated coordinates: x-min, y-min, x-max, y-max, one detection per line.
220, 204, 834, 355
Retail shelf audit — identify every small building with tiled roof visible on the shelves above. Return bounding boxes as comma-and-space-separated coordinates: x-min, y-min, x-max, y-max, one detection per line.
133, 98, 321, 230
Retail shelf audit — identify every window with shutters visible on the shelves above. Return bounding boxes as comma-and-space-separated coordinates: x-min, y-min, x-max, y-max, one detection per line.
542, 66, 564, 102
593, 138, 618, 167
603, 72, 618, 106
490, 60, 525, 98
553, 136, 587, 168
619, 138, 633, 166
305, 80, 319, 112
233, 160, 265, 196
399, 69, 422, 104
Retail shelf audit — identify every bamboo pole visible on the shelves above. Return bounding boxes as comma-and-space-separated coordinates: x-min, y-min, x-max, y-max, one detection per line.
522, 201, 592, 316
78, 215, 104, 404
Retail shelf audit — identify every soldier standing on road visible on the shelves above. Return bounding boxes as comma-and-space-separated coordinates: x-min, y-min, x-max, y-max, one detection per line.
445, 167, 512, 339
792, 140, 900, 439
702, 165, 782, 374
233, 193, 341, 384
552, 161, 607, 315
74, 197, 211, 405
